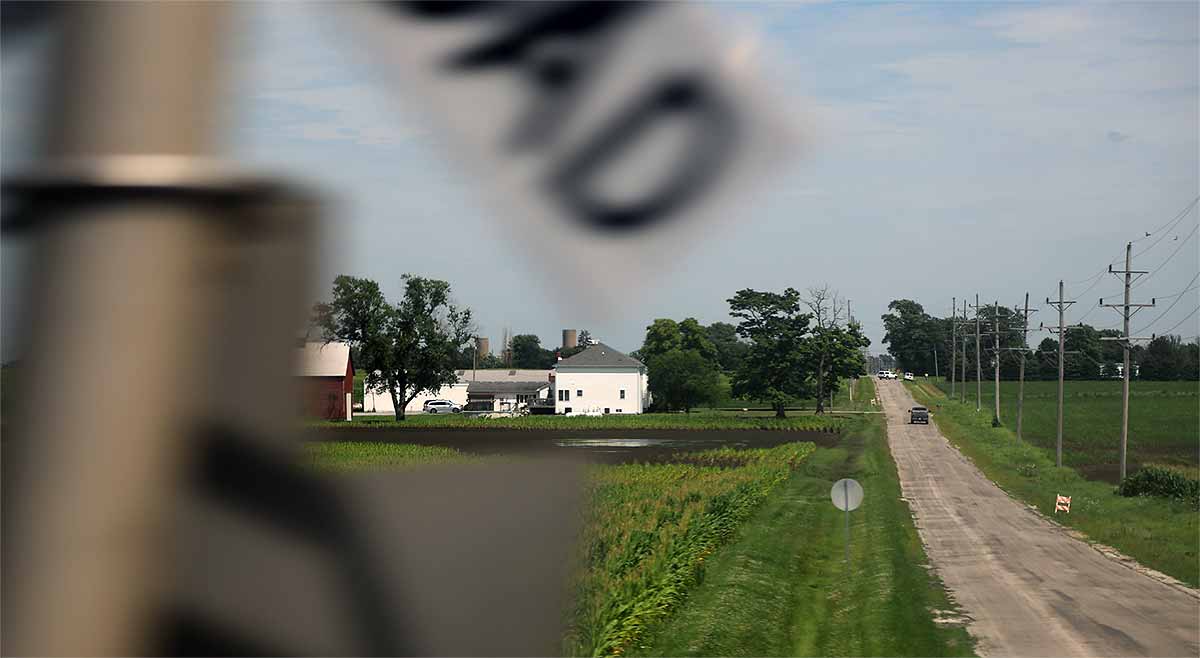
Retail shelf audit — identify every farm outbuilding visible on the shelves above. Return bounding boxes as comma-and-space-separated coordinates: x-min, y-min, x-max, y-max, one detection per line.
296, 341, 353, 420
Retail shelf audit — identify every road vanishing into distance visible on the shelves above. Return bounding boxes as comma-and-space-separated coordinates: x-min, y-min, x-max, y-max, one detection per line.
877, 380, 1199, 657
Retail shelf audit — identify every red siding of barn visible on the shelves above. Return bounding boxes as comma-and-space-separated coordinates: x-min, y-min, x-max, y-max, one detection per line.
299, 355, 354, 420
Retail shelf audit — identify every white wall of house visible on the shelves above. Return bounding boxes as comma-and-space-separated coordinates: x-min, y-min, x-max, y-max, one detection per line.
362, 382, 468, 414
553, 367, 647, 414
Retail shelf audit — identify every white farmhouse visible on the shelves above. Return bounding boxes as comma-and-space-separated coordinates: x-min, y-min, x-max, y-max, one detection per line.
553, 342, 649, 414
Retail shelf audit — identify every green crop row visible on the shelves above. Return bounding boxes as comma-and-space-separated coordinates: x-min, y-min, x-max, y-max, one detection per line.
565, 443, 817, 656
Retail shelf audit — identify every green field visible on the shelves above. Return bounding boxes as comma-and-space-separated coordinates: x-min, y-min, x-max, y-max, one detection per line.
931, 378, 1198, 479
311, 411, 847, 432
907, 381, 1199, 587
308, 412, 970, 657
633, 415, 973, 657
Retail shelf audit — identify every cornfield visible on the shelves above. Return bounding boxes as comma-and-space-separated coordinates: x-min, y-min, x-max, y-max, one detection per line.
565, 443, 817, 656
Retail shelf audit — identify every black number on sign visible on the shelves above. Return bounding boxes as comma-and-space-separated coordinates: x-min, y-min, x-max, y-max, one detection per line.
550, 75, 737, 230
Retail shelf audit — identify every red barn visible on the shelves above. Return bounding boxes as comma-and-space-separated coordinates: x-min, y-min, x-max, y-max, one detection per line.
297, 342, 353, 420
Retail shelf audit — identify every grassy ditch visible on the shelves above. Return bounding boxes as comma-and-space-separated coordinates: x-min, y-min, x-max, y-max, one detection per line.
312, 412, 846, 433
633, 416, 975, 657
907, 381, 1198, 587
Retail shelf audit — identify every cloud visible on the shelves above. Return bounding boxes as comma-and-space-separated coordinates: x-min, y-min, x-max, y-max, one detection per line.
1107, 130, 1129, 143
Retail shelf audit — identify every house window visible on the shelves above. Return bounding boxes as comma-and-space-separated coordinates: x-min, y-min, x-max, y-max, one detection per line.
576, 389, 583, 397
558, 389, 570, 402
619, 389, 626, 399
616, 408, 623, 413
565, 407, 572, 414
604, 408, 610, 414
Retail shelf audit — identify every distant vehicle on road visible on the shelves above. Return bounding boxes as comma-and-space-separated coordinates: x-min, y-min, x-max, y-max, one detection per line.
904, 372, 914, 381
877, 370, 898, 380
909, 406, 929, 424
424, 399, 462, 414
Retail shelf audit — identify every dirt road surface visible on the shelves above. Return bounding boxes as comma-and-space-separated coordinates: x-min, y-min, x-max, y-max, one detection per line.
877, 379, 1199, 657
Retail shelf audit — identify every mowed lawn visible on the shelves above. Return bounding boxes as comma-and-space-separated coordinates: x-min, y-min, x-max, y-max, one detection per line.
933, 379, 1198, 479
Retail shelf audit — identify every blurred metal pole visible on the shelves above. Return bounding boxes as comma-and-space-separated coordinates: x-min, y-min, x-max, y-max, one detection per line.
2, 3, 231, 655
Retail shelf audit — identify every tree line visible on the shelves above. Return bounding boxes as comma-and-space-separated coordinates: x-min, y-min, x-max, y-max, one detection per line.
312, 274, 870, 420
882, 299, 1199, 381
636, 285, 869, 416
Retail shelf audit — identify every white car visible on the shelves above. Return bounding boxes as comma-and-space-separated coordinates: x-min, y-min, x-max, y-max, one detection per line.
904, 372, 914, 381
423, 399, 462, 414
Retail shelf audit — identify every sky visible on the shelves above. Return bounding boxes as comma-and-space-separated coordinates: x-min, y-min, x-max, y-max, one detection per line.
3, 1, 1198, 361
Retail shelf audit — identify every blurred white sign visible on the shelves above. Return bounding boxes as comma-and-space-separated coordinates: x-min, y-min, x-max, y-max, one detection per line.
339, 2, 801, 308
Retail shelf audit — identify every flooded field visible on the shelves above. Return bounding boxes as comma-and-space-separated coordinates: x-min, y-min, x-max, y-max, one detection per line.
308, 428, 841, 464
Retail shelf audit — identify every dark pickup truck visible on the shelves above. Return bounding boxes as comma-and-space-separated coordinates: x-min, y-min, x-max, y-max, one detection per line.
909, 406, 929, 424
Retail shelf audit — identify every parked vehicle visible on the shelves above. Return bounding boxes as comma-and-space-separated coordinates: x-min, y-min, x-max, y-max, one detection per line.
904, 372, 914, 381
424, 400, 462, 414
909, 406, 929, 424
877, 370, 889, 379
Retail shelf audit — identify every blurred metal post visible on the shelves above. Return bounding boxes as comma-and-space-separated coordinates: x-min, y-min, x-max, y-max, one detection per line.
2, 3, 231, 655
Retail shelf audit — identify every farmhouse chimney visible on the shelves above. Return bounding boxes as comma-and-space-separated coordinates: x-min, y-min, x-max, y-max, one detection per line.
562, 329, 578, 349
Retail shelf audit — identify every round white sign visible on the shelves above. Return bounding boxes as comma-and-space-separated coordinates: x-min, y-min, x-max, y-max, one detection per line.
831, 478, 864, 512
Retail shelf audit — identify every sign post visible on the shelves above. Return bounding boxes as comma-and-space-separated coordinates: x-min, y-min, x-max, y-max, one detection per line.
830, 478, 864, 562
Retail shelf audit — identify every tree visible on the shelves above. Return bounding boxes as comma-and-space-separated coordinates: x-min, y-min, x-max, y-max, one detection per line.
727, 288, 814, 418
1140, 335, 1192, 380
315, 274, 472, 420
647, 349, 721, 412
803, 286, 856, 413
882, 299, 938, 374
577, 329, 592, 346
678, 318, 719, 366
511, 334, 556, 369
639, 319, 682, 364
1063, 325, 1102, 380
706, 321, 748, 372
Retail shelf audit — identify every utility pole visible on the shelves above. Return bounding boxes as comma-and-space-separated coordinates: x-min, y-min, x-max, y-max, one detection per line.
1044, 281, 1078, 468
1100, 243, 1155, 481
958, 299, 969, 404
972, 294, 983, 412
1009, 294, 1036, 441
950, 297, 957, 399
992, 300, 1001, 426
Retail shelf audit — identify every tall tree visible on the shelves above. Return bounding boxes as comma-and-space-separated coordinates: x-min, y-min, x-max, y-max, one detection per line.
678, 318, 720, 366
803, 286, 848, 413
727, 288, 814, 418
639, 319, 682, 364
706, 321, 748, 372
646, 349, 721, 412
881, 299, 938, 374
315, 274, 472, 420
511, 334, 556, 369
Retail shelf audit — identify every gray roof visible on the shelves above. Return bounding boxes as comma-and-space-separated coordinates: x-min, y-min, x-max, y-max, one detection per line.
467, 380, 550, 395
454, 368, 550, 384
555, 342, 644, 368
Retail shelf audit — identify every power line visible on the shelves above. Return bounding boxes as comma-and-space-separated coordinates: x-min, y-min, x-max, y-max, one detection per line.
1131, 195, 1199, 255
1136, 271, 1200, 334
1133, 221, 1199, 289
1157, 306, 1200, 337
